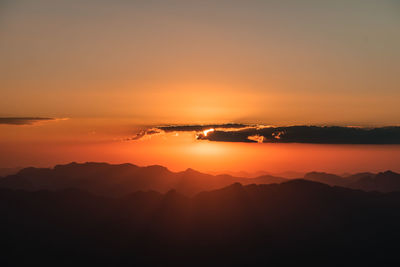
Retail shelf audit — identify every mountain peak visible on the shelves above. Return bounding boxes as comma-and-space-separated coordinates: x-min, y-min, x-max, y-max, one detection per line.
183, 168, 201, 175
382, 170, 398, 176
145, 165, 169, 172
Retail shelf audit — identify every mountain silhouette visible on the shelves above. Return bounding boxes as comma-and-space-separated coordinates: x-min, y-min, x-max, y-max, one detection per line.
1, 162, 400, 196
2, 180, 400, 266
0, 162, 287, 196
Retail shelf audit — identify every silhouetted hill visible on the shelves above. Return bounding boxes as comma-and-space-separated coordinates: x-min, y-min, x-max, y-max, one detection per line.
0, 162, 287, 196
2, 180, 400, 266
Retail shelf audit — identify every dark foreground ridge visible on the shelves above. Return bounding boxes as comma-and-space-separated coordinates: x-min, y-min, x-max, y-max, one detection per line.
2, 180, 400, 266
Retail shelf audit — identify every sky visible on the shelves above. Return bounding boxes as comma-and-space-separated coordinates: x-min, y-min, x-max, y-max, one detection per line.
1, 118, 400, 173
1, 0, 400, 125
1, 0, 400, 172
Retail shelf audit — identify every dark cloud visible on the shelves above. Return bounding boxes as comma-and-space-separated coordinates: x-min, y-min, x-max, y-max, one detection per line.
0, 117, 56, 125
126, 123, 250, 141
158, 123, 248, 132
133, 124, 400, 144
198, 126, 400, 144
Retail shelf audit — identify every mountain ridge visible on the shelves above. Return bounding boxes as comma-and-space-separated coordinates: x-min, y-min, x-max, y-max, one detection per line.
1, 162, 399, 195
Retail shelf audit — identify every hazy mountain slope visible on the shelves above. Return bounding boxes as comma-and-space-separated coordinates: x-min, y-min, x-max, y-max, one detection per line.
347, 171, 400, 192
301, 171, 400, 192
302, 171, 346, 186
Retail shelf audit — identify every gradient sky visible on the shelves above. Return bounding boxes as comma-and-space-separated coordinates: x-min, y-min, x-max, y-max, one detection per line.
2, 0, 400, 125
1, 1, 400, 172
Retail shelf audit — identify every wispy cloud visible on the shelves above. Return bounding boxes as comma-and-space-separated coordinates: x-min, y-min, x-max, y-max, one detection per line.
0, 117, 67, 125
124, 128, 163, 141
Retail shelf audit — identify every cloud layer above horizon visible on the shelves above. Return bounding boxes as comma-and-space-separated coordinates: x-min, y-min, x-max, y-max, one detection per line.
131, 124, 400, 144
0, 117, 58, 125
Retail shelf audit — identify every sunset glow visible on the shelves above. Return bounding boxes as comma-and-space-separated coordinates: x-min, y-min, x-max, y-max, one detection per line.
202, 128, 215, 137
1, 1, 400, 265
1, 119, 399, 174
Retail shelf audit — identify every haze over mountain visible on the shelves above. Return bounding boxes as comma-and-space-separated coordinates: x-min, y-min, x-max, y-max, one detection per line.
210, 170, 305, 179
302, 171, 400, 192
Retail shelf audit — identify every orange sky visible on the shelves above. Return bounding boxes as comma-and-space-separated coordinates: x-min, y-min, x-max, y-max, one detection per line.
1, 1, 400, 172
1, 0, 400, 125
1, 119, 400, 174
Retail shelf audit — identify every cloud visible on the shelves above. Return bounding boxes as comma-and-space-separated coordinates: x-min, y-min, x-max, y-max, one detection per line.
0, 117, 62, 125
158, 123, 249, 132
127, 123, 251, 141
198, 125, 400, 144
125, 128, 163, 141
131, 124, 400, 144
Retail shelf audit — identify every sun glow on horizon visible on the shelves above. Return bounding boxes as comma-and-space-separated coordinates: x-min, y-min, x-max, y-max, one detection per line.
203, 128, 215, 136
